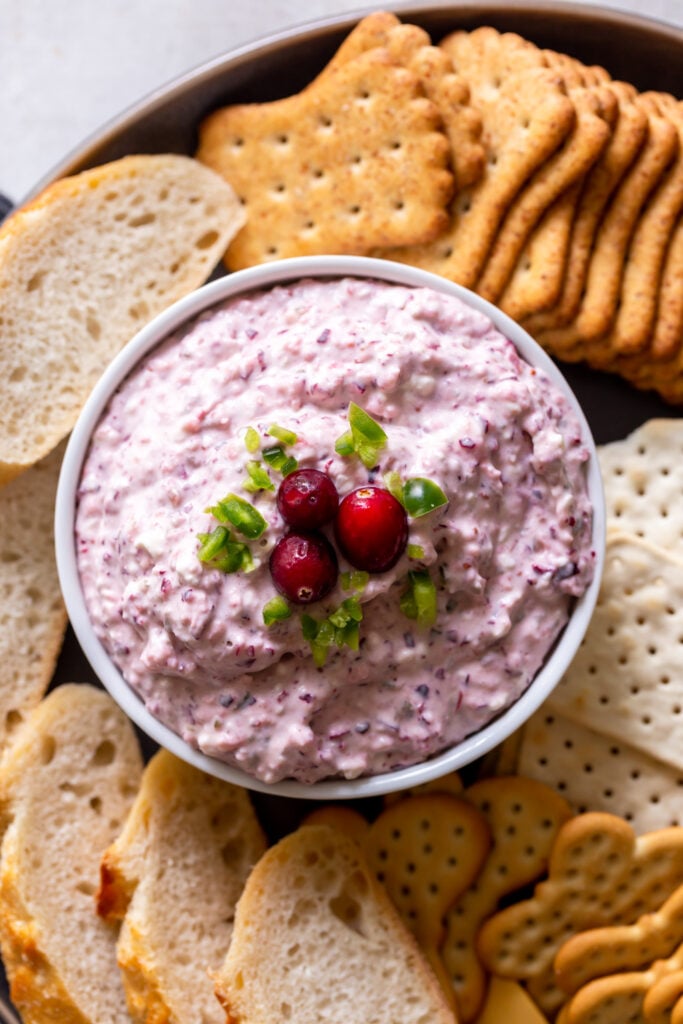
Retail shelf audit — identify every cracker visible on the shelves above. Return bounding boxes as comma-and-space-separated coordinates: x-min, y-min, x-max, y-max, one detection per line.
535, 99, 678, 357
543, 50, 612, 88
597, 419, 683, 549
440, 777, 572, 1021
556, 882, 683, 994
0, 444, 67, 752
383, 770, 464, 807
196, 47, 453, 269
563, 942, 683, 1024
499, 181, 583, 322
362, 793, 490, 1000
581, 93, 683, 364
317, 15, 485, 190
644, 970, 683, 1024
546, 531, 683, 772
476, 86, 611, 304
378, 31, 575, 287
518, 711, 683, 834
301, 806, 369, 844
650, 211, 683, 361
525, 82, 648, 337
477, 813, 683, 1016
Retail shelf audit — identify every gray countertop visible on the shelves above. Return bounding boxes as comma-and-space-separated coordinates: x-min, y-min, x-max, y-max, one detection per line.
2, 0, 682, 203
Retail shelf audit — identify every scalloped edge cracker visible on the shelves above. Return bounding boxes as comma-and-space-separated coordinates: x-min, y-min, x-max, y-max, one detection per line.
377, 30, 575, 288
362, 793, 490, 1002
197, 47, 454, 269
518, 710, 683, 834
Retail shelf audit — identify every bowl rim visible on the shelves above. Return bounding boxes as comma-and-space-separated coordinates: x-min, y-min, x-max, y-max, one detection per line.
55, 254, 606, 800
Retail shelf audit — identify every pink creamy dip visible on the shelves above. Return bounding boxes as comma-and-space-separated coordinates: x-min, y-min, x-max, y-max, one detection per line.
76, 277, 595, 784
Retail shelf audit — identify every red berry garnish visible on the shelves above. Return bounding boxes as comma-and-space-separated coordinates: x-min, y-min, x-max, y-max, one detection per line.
334, 486, 408, 573
269, 530, 338, 604
277, 469, 339, 530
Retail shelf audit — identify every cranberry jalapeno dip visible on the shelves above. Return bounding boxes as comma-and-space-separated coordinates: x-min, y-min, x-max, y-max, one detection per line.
75, 276, 595, 785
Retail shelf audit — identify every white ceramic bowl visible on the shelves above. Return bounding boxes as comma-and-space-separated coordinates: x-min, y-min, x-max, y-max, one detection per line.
55, 255, 605, 800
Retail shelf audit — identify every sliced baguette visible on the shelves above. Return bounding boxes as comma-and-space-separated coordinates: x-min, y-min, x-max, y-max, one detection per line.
0, 442, 67, 754
0, 683, 143, 1024
214, 824, 457, 1024
98, 749, 266, 1024
0, 154, 244, 485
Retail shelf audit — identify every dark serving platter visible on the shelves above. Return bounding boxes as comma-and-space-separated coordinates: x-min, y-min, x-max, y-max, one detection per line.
3, 2, 682, 1018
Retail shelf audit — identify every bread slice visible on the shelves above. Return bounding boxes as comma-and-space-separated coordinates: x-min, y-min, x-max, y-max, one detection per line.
214, 824, 457, 1024
0, 683, 143, 1024
98, 749, 266, 1024
0, 442, 67, 754
0, 154, 244, 485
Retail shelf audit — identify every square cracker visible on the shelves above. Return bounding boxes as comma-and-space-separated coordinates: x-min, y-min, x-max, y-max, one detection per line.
535, 98, 678, 359
475, 85, 611, 304
498, 181, 583, 322
196, 47, 453, 269
524, 82, 648, 337
376, 29, 575, 287
546, 530, 683, 772
316, 14, 485, 190
518, 710, 683, 834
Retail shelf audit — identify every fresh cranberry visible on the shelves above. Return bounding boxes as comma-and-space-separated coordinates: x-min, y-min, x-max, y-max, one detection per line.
269, 530, 338, 604
277, 469, 339, 530
334, 486, 408, 573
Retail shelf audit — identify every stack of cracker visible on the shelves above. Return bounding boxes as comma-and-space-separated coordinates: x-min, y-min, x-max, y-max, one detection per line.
517, 418, 683, 837
197, 13, 682, 404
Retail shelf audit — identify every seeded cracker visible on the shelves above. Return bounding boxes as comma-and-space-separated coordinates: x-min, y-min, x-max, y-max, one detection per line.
0, 444, 66, 754
525, 82, 648, 336
644, 970, 683, 1023
441, 776, 572, 1021
477, 813, 683, 1016
546, 531, 683, 772
518, 711, 683, 834
362, 794, 490, 1002
376, 30, 575, 287
581, 93, 683, 365
196, 47, 453, 269
562, 942, 683, 1024
597, 418, 683, 549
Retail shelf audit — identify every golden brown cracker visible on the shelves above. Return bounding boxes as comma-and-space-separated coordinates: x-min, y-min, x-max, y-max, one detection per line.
301, 806, 369, 844
650, 212, 683, 361
524, 83, 648, 337
297, 14, 485, 193
383, 770, 464, 807
362, 793, 490, 1001
499, 182, 582, 322
518, 710, 683, 835
555, 882, 683, 995
536, 99, 678, 360
477, 813, 683, 1016
563, 943, 683, 1024
644, 970, 683, 1024
440, 777, 572, 1022
379, 63, 575, 288
476, 86, 611, 304
581, 94, 683, 364
196, 47, 453, 269
314, 10, 402, 73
